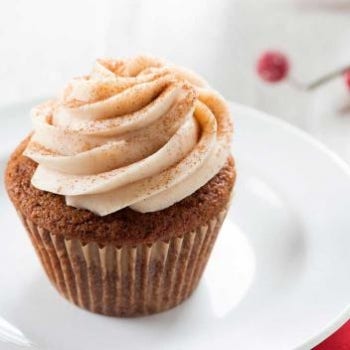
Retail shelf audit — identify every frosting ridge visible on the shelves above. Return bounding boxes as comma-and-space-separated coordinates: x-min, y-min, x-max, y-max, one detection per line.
24, 55, 233, 215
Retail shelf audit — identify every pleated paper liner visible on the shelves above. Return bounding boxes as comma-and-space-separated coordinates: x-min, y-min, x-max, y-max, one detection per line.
17, 208, 228, 317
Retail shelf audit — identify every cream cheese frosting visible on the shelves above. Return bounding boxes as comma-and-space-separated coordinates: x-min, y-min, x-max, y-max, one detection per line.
24, 55, 233, 216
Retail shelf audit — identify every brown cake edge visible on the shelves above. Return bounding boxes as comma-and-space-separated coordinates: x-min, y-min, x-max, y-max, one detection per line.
5, 137, 236, 246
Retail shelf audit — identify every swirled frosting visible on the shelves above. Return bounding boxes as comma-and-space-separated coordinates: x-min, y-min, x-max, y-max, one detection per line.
24, 56, 233, 216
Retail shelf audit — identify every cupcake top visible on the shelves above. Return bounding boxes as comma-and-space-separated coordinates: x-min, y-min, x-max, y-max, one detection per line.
24, 55, 233, 216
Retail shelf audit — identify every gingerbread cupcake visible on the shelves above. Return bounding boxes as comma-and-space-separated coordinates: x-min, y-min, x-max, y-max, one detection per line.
5, 55, 236, 317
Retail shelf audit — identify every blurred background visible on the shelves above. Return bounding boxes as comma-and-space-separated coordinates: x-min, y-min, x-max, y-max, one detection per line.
1, 0, 350, 158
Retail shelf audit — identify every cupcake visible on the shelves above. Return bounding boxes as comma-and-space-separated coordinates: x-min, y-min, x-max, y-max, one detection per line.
5, 55, 236, 317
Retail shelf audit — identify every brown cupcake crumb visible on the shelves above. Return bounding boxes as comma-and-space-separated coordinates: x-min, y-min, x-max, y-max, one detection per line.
5, 137, 236, 246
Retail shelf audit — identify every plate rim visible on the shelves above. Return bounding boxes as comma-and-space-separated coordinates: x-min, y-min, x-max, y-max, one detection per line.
0, 99, 350, 350
230, 102, 350, 349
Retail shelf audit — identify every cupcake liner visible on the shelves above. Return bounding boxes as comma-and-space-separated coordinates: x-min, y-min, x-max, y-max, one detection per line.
17, 208, 228, 317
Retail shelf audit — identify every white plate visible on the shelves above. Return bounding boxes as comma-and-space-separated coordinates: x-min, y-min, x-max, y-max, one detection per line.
0, 101, 350, 350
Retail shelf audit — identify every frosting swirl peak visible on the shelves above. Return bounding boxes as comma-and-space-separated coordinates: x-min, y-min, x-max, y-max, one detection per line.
24, 56, 233, 215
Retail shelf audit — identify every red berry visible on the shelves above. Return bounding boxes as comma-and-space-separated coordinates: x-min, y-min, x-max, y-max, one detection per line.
257, 51, 289, 83
344, 70, 350, 91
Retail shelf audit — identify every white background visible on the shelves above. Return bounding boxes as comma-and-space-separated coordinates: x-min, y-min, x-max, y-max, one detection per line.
1, 0, 350, 160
